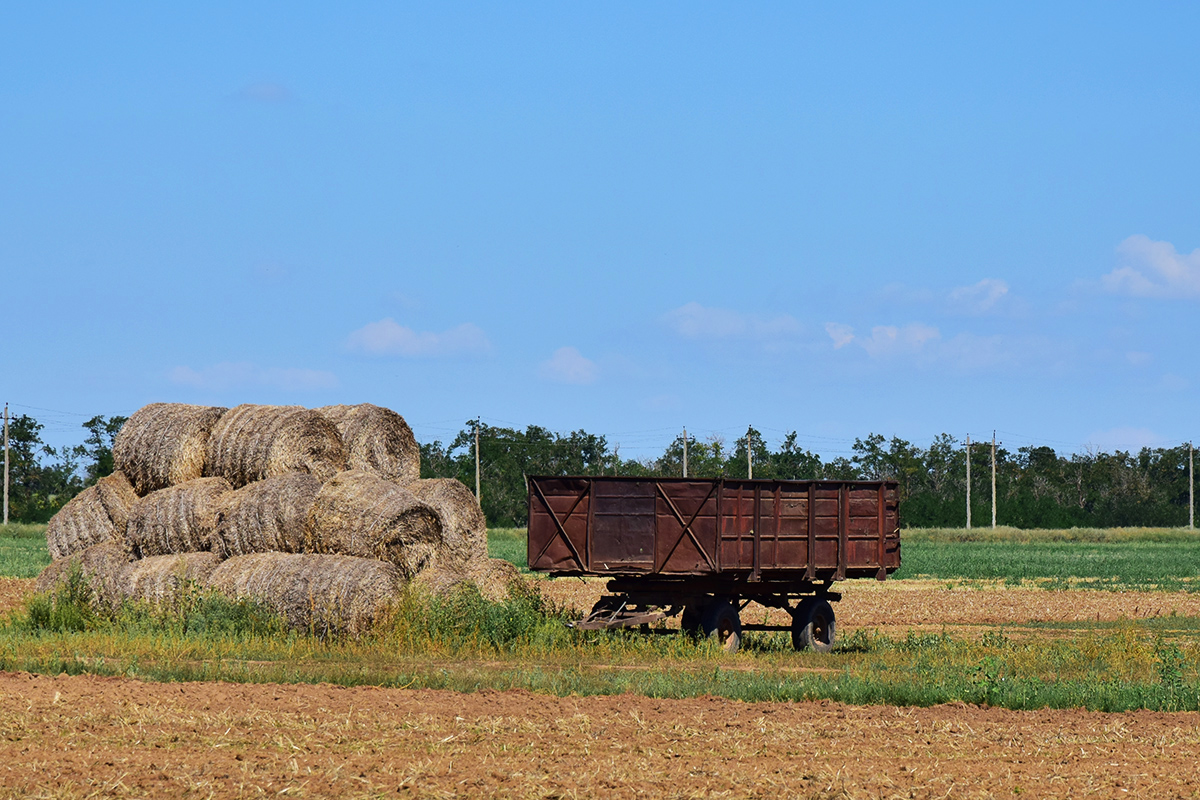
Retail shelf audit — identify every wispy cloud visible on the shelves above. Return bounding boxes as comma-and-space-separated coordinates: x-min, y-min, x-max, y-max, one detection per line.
664, 302, 802, 340
948, 278, 1009, 314
1102, 235, 1200, 298
237, 82, 294, 104
169, 362, 337, 391
825, 322, 940, 357
539, 346, 598, 385
346, 319, 492, 357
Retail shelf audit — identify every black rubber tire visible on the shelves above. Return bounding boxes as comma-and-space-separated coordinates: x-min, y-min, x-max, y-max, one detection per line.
792, 598, 836, 653
700, 600, 742, 653
680, 604, 703, 638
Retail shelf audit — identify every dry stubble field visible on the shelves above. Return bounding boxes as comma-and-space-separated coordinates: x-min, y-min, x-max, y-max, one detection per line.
3, 575, 1200, 797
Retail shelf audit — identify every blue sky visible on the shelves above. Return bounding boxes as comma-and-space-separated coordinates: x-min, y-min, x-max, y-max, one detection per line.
2, 3, 1197, 462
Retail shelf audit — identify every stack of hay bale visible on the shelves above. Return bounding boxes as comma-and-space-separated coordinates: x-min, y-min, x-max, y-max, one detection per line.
36, 402, 518, 635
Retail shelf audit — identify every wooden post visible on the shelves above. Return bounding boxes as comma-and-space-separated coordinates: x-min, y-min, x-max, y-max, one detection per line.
1190, 441, 1194, 531
747, 425, 753, 480
682, 427, 688, 478
473, 419, 481, 503
965, 434, 971, 530
991, 430, 997, 529
2, 403, 8, 526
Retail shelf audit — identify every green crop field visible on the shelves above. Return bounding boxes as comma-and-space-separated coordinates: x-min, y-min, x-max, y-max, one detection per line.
0, 524, 52, 579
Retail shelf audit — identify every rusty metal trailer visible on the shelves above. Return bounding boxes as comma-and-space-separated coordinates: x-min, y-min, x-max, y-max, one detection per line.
527, 476, 900, 652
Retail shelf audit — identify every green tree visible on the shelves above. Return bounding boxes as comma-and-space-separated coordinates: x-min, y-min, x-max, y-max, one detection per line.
81, 414, 128, 485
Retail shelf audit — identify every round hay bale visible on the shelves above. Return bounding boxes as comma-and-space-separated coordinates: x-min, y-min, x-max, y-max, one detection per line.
205, 404, 346, 488
113, 403, 228, 495
306, 470, 442, 578
315, 404, 420, 483
406, 478, 487, 566
412, 558, 525, 603
45, 472, 138, 561
121, 552, 222, 606
125, 477, 233, 558
213, 473, 322, 557
207, 552, 402, 636
34, 540, 132, 611
469, 558, 526, 603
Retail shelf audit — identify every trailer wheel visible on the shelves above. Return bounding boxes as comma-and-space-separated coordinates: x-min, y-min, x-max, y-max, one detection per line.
700, 600, 742, 653
792, 598, 836, 653
680, 604, 703, 637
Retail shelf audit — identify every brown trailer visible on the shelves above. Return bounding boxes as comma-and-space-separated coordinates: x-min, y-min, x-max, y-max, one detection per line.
527, 476, 900, 652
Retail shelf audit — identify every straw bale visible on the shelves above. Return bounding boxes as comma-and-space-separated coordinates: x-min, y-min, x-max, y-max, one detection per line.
315, 404, 420, 483
34, 541, 132, 610
470, 558, 525, 602
45, 472, 138, 560
113, 403, 227, 495
207, 552, 402, 635
412, 558, 526, 603
125, 477, 233, 558
205, 404, 346, 488
213, 473, 321, 557
306, 470, 442, 578
406, 478, 487, 566
121, 552, 222, 606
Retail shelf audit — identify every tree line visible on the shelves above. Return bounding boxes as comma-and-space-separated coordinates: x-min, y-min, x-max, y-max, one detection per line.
2, 413, 126, 522
2, 413, 1192, 531
421, 423, 1196, 529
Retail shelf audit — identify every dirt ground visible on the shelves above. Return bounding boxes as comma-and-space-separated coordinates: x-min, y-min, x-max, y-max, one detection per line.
1, 670, 1199, 799
5, 577, 1200, 797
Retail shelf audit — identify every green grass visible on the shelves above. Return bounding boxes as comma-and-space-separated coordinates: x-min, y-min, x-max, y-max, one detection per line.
6, 570, 1200, 712
486, 527, 528, 570
0, 523, 50, 578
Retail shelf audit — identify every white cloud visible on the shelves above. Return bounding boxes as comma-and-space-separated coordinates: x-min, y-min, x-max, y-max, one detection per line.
948, 278, 1009, 313
859, 323, 941, 358
664, 303, 801, 341
1102, 235, 1200, 298
346, 319, 491, 357
824, 322, 856, 349
539, 347, 598, 385
169, 362, 337, 392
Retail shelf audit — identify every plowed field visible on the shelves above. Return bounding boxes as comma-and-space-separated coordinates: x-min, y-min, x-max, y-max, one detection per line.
2, 671, 1199, 799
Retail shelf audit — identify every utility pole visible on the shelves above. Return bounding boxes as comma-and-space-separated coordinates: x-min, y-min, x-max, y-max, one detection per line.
473, 418, 481, 503
965, 434, 971, 529
1190, 441, 1194, 531
747, 425, 753, 480
682, 427, 689, 478
991, 430, 997, 529
3, 403, 8, 526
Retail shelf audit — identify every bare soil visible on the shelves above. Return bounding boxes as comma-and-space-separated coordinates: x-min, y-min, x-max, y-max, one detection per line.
5, 577, 1200, 797
3, 671, 1200, 799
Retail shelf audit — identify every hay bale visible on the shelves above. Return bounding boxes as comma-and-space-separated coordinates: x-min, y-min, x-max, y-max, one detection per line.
314, 404, 420, 483
213, 473, 321, 557
34, 540, 132, 610
112, 403, 227, 495
306, 470, 441, 578
125, 477, 232, 557
470, 558, 525, 602
412, 558, 525, 603
406, 478, 487, 566
205, 404, 346, 488
207, 553, 402, 635
45, 472, 138, 560
121, 552, 222, 606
